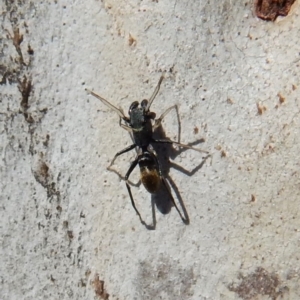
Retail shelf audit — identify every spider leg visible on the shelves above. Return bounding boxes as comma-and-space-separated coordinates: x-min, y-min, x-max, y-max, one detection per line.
153, 104, 178, 130
86, 88, 130, 122
125, 156, 147, 226
145, 74, 165, 112
107, 144, 136, 171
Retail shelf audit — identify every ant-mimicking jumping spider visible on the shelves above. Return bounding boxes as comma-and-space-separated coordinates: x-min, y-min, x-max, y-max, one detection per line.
86, 74, 209, 227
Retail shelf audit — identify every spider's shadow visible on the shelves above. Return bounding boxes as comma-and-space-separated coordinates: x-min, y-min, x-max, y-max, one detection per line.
149, 123, 209, 229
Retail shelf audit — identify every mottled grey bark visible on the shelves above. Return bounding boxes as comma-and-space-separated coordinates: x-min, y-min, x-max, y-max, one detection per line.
1, 1, 300, 299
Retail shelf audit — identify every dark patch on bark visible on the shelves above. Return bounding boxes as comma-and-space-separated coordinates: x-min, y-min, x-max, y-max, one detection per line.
255, 0, 296, 21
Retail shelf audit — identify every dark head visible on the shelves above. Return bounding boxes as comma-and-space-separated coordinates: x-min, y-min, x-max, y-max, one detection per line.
128, 100, 156, 133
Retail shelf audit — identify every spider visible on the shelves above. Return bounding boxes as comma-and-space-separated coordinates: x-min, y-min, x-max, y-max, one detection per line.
86, 74, 208, 226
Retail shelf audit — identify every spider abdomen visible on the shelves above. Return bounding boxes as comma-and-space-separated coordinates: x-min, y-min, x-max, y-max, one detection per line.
140, 166, 160, 194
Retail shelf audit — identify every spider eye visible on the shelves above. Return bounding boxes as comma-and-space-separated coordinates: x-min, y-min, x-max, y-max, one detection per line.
129, 101, 139, 114
141, 99, 148, 109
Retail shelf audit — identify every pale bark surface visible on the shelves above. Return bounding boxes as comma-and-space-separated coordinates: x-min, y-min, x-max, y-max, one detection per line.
1, 1, 300, 299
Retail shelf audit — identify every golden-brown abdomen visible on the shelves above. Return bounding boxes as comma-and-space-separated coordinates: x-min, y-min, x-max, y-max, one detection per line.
140, 167, 160, 194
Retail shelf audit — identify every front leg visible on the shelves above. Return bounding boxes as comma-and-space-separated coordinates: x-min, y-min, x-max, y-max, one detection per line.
153, 105, 178, 130
125, 157, 152, 228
